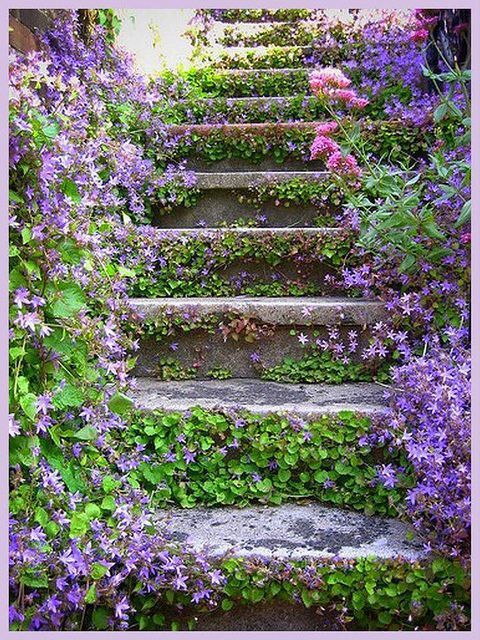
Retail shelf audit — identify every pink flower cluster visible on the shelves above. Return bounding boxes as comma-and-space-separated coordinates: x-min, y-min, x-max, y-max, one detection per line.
310, 121, 362, 180
411, 9, 439, 43
309, 67, 369, 109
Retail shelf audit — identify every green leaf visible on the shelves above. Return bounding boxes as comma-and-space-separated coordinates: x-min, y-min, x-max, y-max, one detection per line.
49, 282, 86, 318
41, 119, 60, 139
21, 227, 32, 244
73, 425, 98, 441
85, 503, 102, 519
20, 393, 37, 420
85, 584, 97, 604
378, 611, 392, 625
53, 383, 84, 409
61, 179, 81, 203
221, 599, 234, 611
101, 495, 116, 511
92, 607, 109, 630
40, 438, 85, 492
70, 512, 89, 538
455, 200, 471, 227
314, 470, 328, 483
9, 189, 24, 204
102, 475, 120, 493
433, 102, 448, 123
399, 254, 416, 273
21, 570, 49, 588
108, 392, 134, 416
34, 506, 49, 527
91, 562, 109, 581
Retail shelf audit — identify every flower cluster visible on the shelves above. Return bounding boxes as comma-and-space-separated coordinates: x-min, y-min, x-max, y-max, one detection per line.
310, 119, 362, 181
309, 67, 369, 109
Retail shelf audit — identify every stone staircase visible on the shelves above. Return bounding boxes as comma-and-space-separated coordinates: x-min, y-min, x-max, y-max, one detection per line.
127, 10, 423, 630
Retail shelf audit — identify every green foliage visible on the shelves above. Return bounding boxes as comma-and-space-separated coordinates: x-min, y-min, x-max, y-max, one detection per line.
163, 67, 310, 98
157, 358, 197, 381
130, 555, 470, 631
262, 349, 391, 385
157, 120, 431, 170
126, 227, 355, 298
207, 367, 232, 379
121, 408, 411, 515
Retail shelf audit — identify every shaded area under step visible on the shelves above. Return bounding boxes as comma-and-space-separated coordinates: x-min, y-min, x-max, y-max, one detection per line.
189, 601, 331, 631
159, 503, 424, 561
131, 378, 387, 417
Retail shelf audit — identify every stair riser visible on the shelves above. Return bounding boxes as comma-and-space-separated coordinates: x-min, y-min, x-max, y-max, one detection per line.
134, 325, 374, 380
154, 191, 333, 228
185, 157, 323, 173
133, 260, 339, 298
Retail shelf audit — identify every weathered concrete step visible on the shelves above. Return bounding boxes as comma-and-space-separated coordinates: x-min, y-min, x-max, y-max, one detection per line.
156, 193, 330, 229
195, 171, 328, 189
161, 503, 424, 561
188, 157, 325, 173
151, 226, 340, 237
131, 378, 387, 417
130, 296, 386, 326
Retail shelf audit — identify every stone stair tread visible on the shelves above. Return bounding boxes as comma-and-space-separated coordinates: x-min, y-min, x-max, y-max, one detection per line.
130, 296, 386, 325
194, 171, 328, 189
152, 227, 341, 236
131, 378, 387, 416
181, 95, 312, 105
158, 502, 424, 561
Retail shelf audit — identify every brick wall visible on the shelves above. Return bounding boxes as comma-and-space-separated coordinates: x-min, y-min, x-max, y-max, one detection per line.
9, 9, 68, 53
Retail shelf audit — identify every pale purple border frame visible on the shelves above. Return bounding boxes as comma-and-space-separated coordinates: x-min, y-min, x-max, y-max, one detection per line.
1, 0, 477, 637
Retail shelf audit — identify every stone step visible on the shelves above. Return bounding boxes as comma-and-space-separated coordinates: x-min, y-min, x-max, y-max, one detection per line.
128, 227, 346, 298
130, 296, 386, 326
150, 226, 340, 237
131, 378, 387, 417
130, 297, 386, 380
156, 192, 330, 229
160, 503, 424, 561
194, 171, 327, 189
155, 169, 334, 229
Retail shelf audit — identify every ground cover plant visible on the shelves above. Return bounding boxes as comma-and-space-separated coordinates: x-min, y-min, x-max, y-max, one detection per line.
9, 7, 470, 632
